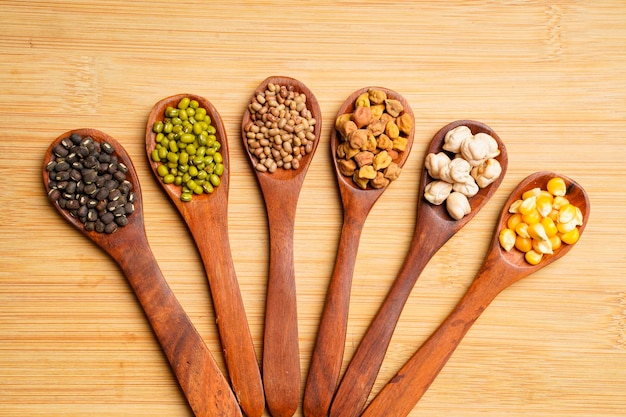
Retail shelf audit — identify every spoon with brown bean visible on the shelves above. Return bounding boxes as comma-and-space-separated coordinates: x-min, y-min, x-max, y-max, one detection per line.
241, 76, 322, 417
303, 87, 415, 417
330, 120, 508, 417
361, 171, 590, 417
146, 94, 264, 417
43, 128, 242, 417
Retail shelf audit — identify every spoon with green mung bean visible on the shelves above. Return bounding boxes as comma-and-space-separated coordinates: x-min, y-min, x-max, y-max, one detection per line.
146, 94, 264, 417
43, 128, 242, 417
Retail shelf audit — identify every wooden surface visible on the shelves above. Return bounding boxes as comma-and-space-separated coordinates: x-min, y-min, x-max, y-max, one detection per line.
1, 1, 625, 416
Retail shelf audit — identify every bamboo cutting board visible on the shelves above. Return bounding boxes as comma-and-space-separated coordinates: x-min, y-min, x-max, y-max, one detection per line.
1, 1, 625, 416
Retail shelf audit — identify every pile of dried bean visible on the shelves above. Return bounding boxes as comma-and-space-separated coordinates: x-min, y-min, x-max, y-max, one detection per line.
334, 89, 411, 189
244, 83, 317, 173
46, 133, 135, 234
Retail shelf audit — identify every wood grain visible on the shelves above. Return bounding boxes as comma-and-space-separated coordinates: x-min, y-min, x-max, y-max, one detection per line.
1, 1, 626, 416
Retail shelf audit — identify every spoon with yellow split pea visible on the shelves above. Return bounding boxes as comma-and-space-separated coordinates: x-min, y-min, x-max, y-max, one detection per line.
241, 76, 322, 417
330, 120, 508, 417
146, 94, 264, 417
361, 171, 590, 417
303, 87, 415, 417
43, 128, 242, 417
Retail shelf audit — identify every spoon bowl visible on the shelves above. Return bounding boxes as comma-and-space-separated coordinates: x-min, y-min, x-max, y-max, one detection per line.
330, 120, 508, 417
361, 171, 590, 417
241, 76, 322, 417
43, 128, 242, 417
304, 87, 414, 417
146, 95, 264, 417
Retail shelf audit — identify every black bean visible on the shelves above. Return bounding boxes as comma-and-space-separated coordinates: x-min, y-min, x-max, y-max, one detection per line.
70, 133, 83, 144
48, 189, 61, 201
77, 205, 88, 218
102, 141, 114, 154
104, 222, 118, 234
83, 183, 97, 196
95, 188, 109, 201
100, 212, 114, 224
66, 199, 80, 210
65, 181, 77, 194
55, 171, 70, 181
115, 215, 128, 226
70, 169, 82, 181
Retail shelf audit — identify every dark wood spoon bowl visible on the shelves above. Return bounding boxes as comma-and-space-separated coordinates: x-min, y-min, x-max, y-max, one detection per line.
362, 171, 590, 417
241, 76, 322, 417
145, 94, 264, 417
304, 87, 415, 417
43, 128, 242, 417
330, 120, 508, 417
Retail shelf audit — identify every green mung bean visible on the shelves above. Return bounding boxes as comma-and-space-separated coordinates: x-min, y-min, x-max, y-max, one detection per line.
151, 97, 224, 201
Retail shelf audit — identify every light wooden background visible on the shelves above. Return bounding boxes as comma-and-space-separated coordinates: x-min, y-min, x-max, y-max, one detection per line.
1, 1, 625, 416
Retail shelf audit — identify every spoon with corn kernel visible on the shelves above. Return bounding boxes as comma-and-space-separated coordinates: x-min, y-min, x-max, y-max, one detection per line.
44, 129, 243, 417
330, 120, 507, 417
146, 94, 264, 417
241, 76, 322, 417
303, 87, 415, 417
360, 171, 590, 417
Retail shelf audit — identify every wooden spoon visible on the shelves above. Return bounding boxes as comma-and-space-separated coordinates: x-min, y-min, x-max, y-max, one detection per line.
43, 128, 242, 417
303, 87, 415, 417
241, 76, 322, 417
146, 94, 264, 417
361, 171, 590, 417
330, 120, 508, 417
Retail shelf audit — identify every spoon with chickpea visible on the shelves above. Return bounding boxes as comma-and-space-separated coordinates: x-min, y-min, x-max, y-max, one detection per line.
44, 128, 243, 417
146, 95, 264, 417
303, 87, 415, 417
330, 120, 508, 417
361, 171, 590, 417
241, 76, 322, 417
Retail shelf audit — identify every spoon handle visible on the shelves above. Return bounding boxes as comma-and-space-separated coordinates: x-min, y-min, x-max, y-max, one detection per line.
263, 195, 301, 417
110, 226, 242, 417
303, 212, 368, 417
361, 264, 505, 417
330, 225, 448, 417
185, 207, 265, 417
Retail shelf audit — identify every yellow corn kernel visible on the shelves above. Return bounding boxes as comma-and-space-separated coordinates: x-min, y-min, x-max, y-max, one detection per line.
522, 187, 541, 200
541, 216, 558, 237
574, 206, 584, 226
515, 235, 532, 253
536, 195, 553, 217
557, 218, 578, 234
552, 196, 569, 210
528, 222, 549, 241
518, 196, 537, 215
548, 208, 559, 221
522, 209, 541, 225
525, 250, 543, 265
547, 177, 567, 197
499, 228, 516, 252
558, 204, 577, 224
532, 238, 553, 255
515, 222, 530, 239
507, 213, 523, 230
539, 190, 554, 201
508, 199, 522, 214
549, 235, 562, 251
560, 227, 580, 245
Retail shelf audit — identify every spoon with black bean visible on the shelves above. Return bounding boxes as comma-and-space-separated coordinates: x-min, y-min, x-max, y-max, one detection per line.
43, 128, 242, 417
